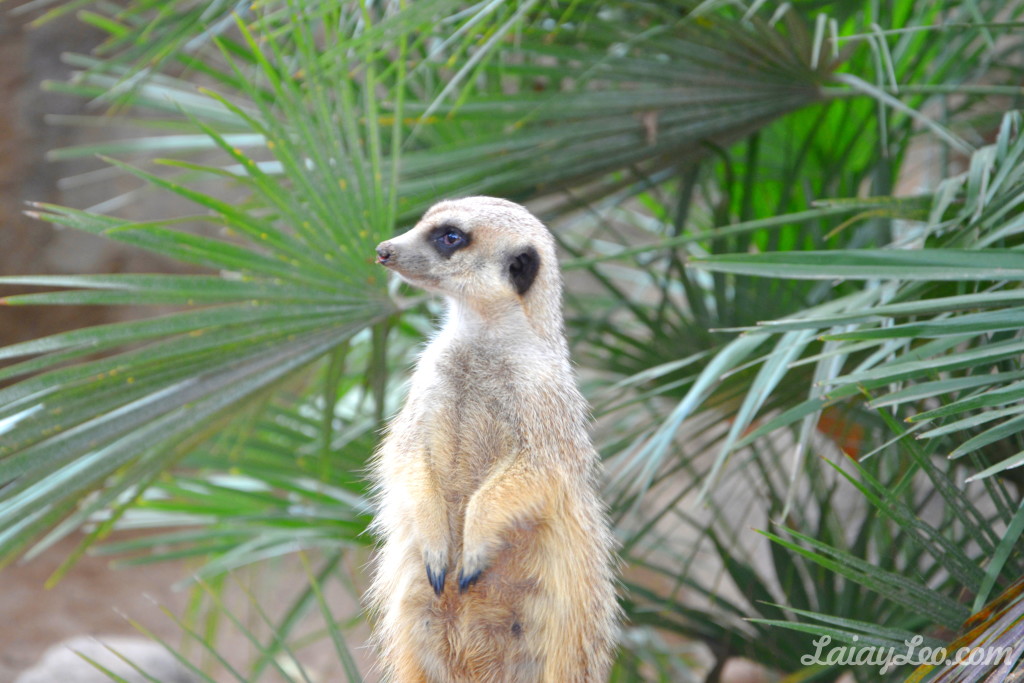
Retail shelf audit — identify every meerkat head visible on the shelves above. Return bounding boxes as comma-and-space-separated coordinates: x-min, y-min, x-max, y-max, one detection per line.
376, 197, 563, 337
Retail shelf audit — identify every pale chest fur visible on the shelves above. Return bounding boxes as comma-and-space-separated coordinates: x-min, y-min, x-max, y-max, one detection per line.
390, 332, 586, 499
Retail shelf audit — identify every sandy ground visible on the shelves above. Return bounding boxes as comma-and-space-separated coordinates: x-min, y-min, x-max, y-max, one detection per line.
0, 532, 785, 682
0, 534, 192, 680
0, 533, 375, 682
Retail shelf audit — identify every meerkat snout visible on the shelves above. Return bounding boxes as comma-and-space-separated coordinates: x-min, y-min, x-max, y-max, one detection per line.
375, 241, 394, 265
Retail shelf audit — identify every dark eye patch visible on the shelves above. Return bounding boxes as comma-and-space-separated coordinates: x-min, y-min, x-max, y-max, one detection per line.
429, 224, 470, 258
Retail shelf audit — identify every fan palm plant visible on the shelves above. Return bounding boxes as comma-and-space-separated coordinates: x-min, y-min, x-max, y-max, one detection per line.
2, 0, 1023, 680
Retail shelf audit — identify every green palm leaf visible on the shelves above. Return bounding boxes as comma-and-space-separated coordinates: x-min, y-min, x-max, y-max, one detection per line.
5, 1, 1024, 680
0, 4, 403, 565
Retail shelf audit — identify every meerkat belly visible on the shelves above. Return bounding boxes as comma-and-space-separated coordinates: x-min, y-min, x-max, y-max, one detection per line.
411, 377, 552, 680
412, 516, 549, 683
427, 533, 546, 682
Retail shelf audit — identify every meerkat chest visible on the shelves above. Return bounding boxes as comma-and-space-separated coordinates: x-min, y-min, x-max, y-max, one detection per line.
406, 340, 537, 487
429, 354, 519, 477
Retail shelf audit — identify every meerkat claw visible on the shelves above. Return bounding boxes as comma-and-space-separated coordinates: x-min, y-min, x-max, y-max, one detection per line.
426, 564, 447, 595
457, 567, 482, 593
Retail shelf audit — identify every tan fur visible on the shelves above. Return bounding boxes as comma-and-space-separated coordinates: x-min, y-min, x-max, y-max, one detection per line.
368, 197, 620, 682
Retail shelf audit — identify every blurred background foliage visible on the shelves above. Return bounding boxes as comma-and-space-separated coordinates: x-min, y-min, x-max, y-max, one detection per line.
1, 0, 1023, 680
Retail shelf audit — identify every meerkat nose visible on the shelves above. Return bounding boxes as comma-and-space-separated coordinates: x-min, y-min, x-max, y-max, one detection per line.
376, 242, 394, 265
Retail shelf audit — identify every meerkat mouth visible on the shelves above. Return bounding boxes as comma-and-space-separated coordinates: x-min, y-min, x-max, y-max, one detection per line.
382, 262, 441, 290
396, 270, 440, 288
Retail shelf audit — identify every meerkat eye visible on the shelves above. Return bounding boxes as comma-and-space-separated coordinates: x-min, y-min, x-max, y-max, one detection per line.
430, 225, 470, 258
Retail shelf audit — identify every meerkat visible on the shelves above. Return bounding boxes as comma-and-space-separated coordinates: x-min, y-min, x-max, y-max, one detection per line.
367, 197, 620, 683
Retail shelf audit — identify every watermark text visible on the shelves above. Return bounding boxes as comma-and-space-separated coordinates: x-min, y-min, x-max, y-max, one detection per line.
801, 635, 1016, 675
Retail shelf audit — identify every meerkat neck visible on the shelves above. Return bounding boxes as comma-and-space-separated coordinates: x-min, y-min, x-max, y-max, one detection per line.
444, 296, 569, 356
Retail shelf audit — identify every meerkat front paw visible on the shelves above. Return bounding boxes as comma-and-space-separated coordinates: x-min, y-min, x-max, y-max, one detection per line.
412, 490, 450, 595
419, 509, 450, 595
423, 544, 449, 595
456, 560, 484, 593
457, 539, 494, 592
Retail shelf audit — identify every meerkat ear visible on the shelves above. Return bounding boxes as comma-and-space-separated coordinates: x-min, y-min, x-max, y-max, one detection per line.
508, 247, 540, 295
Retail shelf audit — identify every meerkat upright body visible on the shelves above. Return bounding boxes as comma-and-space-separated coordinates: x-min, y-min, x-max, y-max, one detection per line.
368, 197, 619, 682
